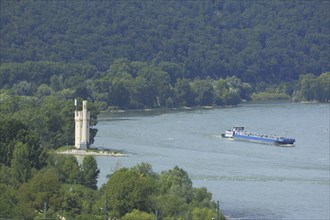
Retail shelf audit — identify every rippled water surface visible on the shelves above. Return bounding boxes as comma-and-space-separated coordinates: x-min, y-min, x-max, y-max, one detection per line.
93, 102, 329, 219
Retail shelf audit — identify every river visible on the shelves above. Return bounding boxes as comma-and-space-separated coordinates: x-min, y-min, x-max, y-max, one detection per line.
93, 102, 329, 220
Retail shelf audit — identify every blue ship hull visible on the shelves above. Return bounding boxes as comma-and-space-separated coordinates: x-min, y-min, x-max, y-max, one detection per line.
233, 134, 295, 145
222, 126, 295, 146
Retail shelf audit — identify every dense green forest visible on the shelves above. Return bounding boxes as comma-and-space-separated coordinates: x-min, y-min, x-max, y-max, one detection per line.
1, 0, 329, 81
1, 0, 329, 109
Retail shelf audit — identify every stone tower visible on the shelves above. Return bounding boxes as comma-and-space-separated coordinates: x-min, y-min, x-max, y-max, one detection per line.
75, 100, 90, 149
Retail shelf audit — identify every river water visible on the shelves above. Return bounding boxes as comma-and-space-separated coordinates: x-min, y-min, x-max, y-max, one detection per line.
93, 102, 329, 220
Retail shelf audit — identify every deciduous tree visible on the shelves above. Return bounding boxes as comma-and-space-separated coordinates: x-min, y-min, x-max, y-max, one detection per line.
18, 169, 62, 216
103, 167, 156, 218
80, 156, 100, 190
11, 142, 31, 186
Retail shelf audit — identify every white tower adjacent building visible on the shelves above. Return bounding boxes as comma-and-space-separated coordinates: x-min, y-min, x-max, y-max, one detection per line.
75, 100, 90, 149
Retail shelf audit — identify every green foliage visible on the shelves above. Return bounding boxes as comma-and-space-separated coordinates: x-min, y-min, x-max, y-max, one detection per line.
1, 1, 328, 82
318, 72, 330, 102
54, 155, 80, 184
122, 209, 156, 220
0, 94, 98, 148
0, 165, 12, 185
2, 57, 327, 110
191, 79, 214, 106
158, 166, 193, 203
175, 78, 195, 107
155, 166, 217, 219
101, 163, 218, 219
18, 169, 62, 216
154, 194, 188, 219
61, 191, 83, 218
0, 183, 19, 219
213, 77, 246, 106
11, 142, 32, 186
293, 72, 330, 102
191, 207, 215, 220
56, 145, 75, 152
93, 59, 256, 108
0, 61, 97, 94
1, 1, 329, 109
96, 60, 173, 109
80, 156, 100, 190
251, 91, 291, 101
49, 154, 100, 190
0, 117, 42, 169
0, 118, 25, 166
0, 93, 101, 218
191, 187, 215, 208
1, 159, 221, 219
59, 183, 102, 219
104, 167, 156, 218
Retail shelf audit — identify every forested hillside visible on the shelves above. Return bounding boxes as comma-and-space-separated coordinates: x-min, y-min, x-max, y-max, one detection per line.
0, 0, 329, 109
1, 0, 329, 82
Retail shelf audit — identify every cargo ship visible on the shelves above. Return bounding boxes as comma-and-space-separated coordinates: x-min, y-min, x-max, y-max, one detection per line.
221, 126, 295, 146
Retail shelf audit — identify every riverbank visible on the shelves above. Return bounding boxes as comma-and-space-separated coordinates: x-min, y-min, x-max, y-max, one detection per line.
103, 105, 238, 114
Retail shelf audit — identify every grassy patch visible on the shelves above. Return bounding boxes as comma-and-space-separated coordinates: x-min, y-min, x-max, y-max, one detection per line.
57, 145, 75, 152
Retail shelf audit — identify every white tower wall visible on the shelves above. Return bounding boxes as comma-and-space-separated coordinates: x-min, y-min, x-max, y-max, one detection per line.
86, 111, 90, 143
80, 100, 88, 149
74, 100, 90, 149
74, 111, 82, 148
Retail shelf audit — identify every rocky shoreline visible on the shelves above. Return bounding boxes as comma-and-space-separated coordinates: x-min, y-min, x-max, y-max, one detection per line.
57, 149, 127, 157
